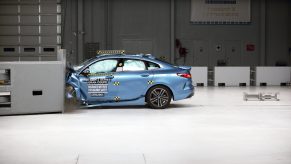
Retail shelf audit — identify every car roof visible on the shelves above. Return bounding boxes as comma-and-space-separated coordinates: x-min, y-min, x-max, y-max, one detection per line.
75, 54, 174, 73
96, 54, 173, 67
97, 54, 153, 60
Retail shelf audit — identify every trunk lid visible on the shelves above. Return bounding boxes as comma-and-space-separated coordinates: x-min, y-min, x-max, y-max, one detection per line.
177, 66, 191, 71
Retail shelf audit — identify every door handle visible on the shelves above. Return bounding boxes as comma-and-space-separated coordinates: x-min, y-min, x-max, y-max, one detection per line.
141, 74, 150, 77
80, 77, 89, 82
105, 75, 114, 79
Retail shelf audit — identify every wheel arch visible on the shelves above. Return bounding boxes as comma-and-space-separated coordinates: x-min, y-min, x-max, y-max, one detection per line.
66, 83, 82, 100
145, 84, 174, 102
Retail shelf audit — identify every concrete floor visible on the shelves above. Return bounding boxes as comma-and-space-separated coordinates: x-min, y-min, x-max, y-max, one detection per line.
0, 87, 291, 164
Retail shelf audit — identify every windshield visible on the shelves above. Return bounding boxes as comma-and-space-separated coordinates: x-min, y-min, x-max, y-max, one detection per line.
74, 57, 96, 71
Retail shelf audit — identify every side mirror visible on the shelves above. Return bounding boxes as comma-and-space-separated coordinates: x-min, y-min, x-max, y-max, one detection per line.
81, 68, 90, 76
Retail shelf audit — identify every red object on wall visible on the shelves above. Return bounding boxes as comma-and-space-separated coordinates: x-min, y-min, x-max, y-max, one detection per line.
246, 44, 255, 51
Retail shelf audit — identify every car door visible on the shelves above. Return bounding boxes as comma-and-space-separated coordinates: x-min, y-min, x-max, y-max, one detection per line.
112, 59, 153, 101
78, 58, 119, 103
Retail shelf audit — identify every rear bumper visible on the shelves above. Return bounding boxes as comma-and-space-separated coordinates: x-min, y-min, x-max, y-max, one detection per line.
186, 91, 194, 98
173, 85, 194, 101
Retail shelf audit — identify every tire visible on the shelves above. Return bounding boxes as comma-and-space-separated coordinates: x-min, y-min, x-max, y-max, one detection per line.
146, 85, 172, 109
65, 85, 79, 108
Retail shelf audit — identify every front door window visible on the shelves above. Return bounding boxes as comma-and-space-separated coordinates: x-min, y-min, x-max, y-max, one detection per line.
88, 59, 118, 74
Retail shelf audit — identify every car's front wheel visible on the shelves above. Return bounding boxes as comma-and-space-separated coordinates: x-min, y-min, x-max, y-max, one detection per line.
146, 85, 172, 109
65, 85, 79, 108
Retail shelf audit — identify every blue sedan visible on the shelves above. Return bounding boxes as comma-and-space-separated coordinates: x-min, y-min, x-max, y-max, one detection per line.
66, 51, 194, 109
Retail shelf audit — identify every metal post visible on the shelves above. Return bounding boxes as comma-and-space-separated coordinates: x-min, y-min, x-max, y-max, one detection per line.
260, 0, 266, 66
170, 0, 175, 64
77, 0, 84, 63
105, 0, 112, 50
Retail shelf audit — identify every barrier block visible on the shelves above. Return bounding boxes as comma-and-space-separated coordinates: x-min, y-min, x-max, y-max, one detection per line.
191, 67, 208, 86
215, 67, 250, 86
256, 67, 291, 86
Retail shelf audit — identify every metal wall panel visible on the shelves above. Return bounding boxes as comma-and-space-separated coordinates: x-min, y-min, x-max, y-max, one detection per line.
21, 26, 39, 35
0, 36, 18, 45
0, 0, 19, 4
19, 56, 39, 61
0, 0, 62, 61
193, 40, 209, 66
0, 26, 18, 35
59, 0, 291, 66
122, 39, 153, 54
0, 6, 18, 14
0, 57, 19, 61
41, 4, 59, 13
41, 0, 60, 4
41, 36, 58, 45
225, 40, 242, 66
21, 0, 39, 3
21, 5, 39, 14
21, 36, 39, 45
0, 16, 18, 25
21, 16, 39, 24
41, 56, 57, 61
111, 0, 171, 62
42, 15, 59, 24
42, 26, 59, 35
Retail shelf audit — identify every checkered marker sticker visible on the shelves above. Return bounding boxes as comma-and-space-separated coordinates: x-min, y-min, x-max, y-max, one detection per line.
114, 96, 120, 102
113, 81, 120, 86
148, 80, 154, 85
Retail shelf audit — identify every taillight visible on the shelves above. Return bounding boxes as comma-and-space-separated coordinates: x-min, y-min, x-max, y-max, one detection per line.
177, 73, 191, 78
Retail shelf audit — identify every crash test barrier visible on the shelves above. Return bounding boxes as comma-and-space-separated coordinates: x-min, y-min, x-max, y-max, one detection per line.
0, 49, 66, 115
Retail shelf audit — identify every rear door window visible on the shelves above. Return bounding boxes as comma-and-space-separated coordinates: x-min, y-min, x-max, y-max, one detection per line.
123, 59, 146, 71
147, 62, 160, 70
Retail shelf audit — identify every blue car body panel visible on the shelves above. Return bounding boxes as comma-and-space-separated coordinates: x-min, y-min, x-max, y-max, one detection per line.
66, 54, 194, 107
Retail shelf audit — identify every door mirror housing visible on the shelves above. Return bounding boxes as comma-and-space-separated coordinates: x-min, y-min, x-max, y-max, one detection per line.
81, 68, 90, 76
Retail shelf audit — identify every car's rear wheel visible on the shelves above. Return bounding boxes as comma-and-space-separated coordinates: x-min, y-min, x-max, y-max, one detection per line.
146, 85, 171, 109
